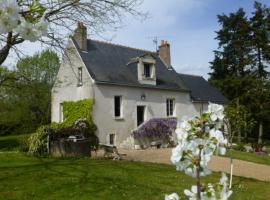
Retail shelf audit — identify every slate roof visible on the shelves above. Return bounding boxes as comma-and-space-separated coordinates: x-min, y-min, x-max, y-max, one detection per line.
72, 38, 227, 103
178, 73, 228, 103
72, 38, 189, 91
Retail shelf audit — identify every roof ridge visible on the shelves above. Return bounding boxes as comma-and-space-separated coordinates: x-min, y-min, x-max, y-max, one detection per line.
178, 72, 203, 78
89, 39, 157, 54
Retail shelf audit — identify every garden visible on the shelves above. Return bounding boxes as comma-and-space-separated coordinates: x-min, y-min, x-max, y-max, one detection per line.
0, 142, 270, 200
1, 1, 270, 200
0, 103, 270, 200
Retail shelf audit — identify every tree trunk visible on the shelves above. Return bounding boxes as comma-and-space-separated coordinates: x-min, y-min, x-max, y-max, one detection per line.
196, 165, 201, 200
258, 122, 263, 144
243, 114, 248, 143
225, 119, 233, 146
236, 98, 241, 144
196, 148, 202, 200
0, 45, 11, 66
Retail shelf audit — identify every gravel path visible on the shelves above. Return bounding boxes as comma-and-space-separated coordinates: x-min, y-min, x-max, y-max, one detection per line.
118, 148, 270, 182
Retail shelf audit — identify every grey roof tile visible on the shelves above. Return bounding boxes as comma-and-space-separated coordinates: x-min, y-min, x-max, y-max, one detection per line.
72, 38, 227, 103
178, 73, 228, 103
73, 38, 189, 91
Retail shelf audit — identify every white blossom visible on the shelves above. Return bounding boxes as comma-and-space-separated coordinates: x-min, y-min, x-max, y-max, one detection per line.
35, 16, 48, 35
184, 184, 217, 200
0, 0, 20, 34
209, 129, 228, 155
169, 103, 232, 199
175, 120, 191, 141
219, 173, 233, 200
0, 0, 48, 41
184, 185, 197, 200
15, 19, 37, 42
15, 17, 48, 42
171, 144, 184, 165
165, 193, 180, 200
207, 103, 224, 122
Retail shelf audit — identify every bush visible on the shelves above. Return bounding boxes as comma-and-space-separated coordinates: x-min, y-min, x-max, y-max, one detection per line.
251, 143, 266, 153
232, 143, 246, 152
28, 99, 97, 156
28, 126, 50, 155
19, 137, 30, 152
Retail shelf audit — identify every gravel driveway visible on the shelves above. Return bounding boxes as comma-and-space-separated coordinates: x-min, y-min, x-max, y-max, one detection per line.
118, 148, 270, 182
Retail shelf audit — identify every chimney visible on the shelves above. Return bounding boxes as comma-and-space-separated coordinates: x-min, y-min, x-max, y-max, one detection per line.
158, 40, 171, 68
73, 22, 87, 51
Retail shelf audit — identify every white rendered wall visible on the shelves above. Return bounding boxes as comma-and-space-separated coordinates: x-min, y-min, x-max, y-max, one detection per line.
92, 84, 200, 146
51, 40, 94, 122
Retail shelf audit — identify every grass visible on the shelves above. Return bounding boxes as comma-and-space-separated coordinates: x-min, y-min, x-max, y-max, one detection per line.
225, 149, 270, 166
0, 134, 30, 151
0, 152, 270, 200
1, 135, 270, 199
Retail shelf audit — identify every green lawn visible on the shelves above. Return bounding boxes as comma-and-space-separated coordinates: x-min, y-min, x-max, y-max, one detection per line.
225, 149, 270, 166
0, 152, 270, 200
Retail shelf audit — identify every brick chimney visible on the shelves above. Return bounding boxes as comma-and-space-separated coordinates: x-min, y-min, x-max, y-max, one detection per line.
73, 22, 87, 51
158, 40, 171, 68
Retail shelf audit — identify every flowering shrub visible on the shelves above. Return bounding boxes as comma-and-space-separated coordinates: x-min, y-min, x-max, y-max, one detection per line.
131, 118, 177, 138
0, 0, 48, 41
165, 103, 232, 200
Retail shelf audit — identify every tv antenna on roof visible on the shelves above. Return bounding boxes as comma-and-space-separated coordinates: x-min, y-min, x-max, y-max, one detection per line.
146, 35, 169, 51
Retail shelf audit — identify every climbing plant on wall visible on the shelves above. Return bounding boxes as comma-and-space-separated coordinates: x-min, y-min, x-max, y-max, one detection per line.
28, 99, 96, 155
62, 99, 95, 126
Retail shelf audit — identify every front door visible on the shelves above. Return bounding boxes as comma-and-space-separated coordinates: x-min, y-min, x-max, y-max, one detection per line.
137, 106, 145, 127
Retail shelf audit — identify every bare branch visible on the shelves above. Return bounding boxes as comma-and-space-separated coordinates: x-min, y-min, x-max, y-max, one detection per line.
0, 0, 147, 65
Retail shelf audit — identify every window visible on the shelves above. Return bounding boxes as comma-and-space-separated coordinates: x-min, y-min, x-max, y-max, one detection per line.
144, 63, 151, 78
137, 106, 145, 126
166, 99, 175, 116
109, 134, 115, 145
114, 96, 122, 117
78, 67, 83, 86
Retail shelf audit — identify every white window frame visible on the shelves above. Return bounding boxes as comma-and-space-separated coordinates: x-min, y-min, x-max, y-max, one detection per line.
166, 98, 175, 117
114, 96, 123, 119
144, 63, 151, 78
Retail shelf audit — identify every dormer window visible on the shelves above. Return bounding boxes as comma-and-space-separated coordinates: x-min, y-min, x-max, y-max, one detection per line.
137, 54, 156, 85
144, 63, 151, 78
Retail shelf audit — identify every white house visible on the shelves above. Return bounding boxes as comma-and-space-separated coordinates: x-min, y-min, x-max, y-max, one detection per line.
51, 23, 227, 149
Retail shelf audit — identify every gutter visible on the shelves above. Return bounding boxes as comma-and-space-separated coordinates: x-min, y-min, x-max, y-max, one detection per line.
95, 80, 190, 93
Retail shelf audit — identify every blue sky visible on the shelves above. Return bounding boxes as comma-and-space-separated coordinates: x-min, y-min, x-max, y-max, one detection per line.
6, 0, 270, 78
100, 0, 270, 78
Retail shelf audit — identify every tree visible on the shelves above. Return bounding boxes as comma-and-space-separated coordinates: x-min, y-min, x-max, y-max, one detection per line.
0, 0, 146, 65
209, 3, 270, 144
0, 50, 60, 135
209, 9, 253, 143
247, 2, 270, 142
225, 101, 255, 144
250, 1, 270, 78
243, 78, 270, 144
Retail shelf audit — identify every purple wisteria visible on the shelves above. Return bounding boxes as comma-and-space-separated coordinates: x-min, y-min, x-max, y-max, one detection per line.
131, 118, 177, 138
